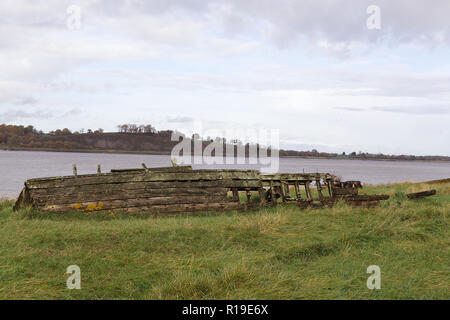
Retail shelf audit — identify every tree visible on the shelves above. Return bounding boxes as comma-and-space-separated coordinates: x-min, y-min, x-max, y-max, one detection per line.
128, 124, 138, 134
144, 125, 156, 134
121, 124, 129, 133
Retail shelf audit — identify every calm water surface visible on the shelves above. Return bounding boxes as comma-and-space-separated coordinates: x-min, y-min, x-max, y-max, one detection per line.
1, 150, 450, 198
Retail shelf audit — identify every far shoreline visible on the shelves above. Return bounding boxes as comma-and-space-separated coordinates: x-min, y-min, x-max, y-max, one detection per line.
1, 147, 450, 163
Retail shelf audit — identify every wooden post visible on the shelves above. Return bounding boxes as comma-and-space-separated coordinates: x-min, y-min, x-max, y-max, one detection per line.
305, 181, 312, 200
258, 187, 264, 204
284, 183, 290, 198
269, 180, 276, 206
246, 189, 252, 203
294, 180, 300, 199
232, 188, 239, 202
279, 181, 286, 203
327, 179, 334, 198
316, 179, 324, 200
258, 181, 265, 204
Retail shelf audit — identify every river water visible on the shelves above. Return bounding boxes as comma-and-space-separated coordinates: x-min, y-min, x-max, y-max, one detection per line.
1, 150, 450, 198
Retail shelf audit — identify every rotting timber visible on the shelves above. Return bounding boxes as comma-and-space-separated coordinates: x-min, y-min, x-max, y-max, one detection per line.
13, 166, 389, 215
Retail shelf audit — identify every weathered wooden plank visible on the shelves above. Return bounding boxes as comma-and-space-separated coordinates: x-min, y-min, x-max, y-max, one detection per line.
30, 187, 229, 204
27, 168, 259, 183
407, 190, 436, 199
25, 171, 262, 189
343, 194, 389, 207
110, 166, 193, 173
344, 195, 390, 201
40, 195, 232, 212
261, 173, 335, 182
39, 180, 260, 193
30, 185, 229, 196
40, 201, 251, 214
27, 178, 262, 192
121, 202, 257, 215
332, 188, 359, 196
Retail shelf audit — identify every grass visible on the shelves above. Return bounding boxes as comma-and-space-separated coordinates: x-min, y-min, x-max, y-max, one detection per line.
0, 181, 448, 299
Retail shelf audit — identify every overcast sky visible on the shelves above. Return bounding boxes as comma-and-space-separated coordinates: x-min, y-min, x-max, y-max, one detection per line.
1, 0, 449, 155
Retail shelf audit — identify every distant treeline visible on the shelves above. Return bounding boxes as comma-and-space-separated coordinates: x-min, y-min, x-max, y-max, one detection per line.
1, 124, 449, 161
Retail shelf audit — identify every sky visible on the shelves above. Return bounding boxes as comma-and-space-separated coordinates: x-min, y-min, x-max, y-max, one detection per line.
0, 0, 449, 156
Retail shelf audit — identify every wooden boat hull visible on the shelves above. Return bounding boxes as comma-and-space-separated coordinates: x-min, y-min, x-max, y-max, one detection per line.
14, 166, 389, 214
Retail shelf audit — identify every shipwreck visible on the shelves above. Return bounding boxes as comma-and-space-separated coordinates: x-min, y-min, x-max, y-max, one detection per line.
13, 165, 389, 215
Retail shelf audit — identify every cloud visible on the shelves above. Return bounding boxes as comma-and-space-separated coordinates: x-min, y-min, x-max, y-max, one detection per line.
0, 1, 449, 155
2, 1, 450, 100
1, 107, 83, 122
165, 116, 196, 123
372, 105, 450, 115
59, 107, 83, 118
335, 105, 450, 115
335, 107, 365, 112
15, 97, 38, 105
0, 109, 54, 122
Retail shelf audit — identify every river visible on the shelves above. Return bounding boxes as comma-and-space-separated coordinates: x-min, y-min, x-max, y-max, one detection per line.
1, 150, 450, 198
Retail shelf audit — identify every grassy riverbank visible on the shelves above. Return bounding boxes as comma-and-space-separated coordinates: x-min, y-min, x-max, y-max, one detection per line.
0, 180, 448, 299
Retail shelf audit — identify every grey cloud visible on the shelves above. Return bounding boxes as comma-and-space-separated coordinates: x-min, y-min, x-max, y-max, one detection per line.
98, 67, 450, 99
372, 105, 450, 115
0, 109, 54, 122
2, 1, 450, 102
0, 107, 83, 122
225, 0, 450, 51
98, 0, 450, 53
166, 116, 196, 123
335, 105, 450, 115
3, 1, 450, 54
335, 107, 365, 112
59, 107, 83, 118
15, 97, 38, 106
